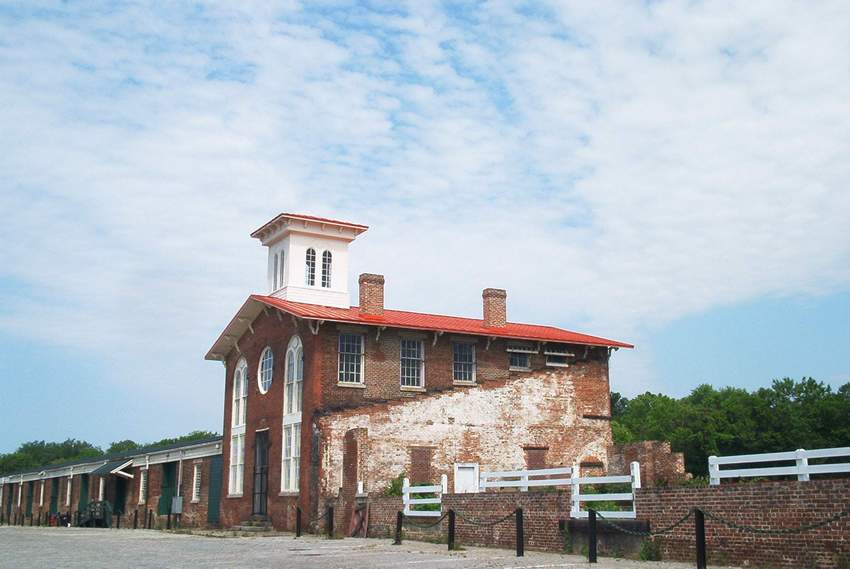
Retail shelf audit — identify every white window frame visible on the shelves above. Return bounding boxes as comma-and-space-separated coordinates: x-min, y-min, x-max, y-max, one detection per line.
452, 341, 476, 384
229, 358, 248, 496
321, 250, 332, 288
544, 344, 573, 368
138, 469, 148, 505
65, 477, 72, 507
305, 248, 316, 286
400, 338, 425, 389
257, 346, 274, 394
228, 433, 245, 496
453, 463, 480, 494
509, 352, 531, 371
282, 335, 303, 492
192, 464, 202, 503
338, 333, 365, 385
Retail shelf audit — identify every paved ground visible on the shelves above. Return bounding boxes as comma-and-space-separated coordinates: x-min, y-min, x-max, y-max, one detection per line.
0, 526, 739, 568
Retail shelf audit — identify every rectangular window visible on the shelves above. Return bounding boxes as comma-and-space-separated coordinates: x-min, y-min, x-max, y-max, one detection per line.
139, 470, 148, 504
400, 339, 424, 388
452, 342, 476, 383
192, 464, 202, 503
282, 423, 301, 492
228, 433, 245, 495
65, 478, 72, 507
338, 334, 364, 384
509, 352, 531, 370
544, 344, 573, 368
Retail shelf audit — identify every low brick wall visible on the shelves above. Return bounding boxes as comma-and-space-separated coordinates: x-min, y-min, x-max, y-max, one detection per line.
364, 478, 850, 568
636, 478, 850, 569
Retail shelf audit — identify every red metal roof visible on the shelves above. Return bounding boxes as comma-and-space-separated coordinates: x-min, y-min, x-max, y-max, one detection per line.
251, 295, 633, 349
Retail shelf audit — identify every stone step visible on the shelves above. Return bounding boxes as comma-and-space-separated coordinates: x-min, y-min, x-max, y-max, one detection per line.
231, 524, 274, 533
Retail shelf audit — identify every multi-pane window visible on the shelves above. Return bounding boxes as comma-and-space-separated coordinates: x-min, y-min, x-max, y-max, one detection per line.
229, 434, 245, 495
138, 470, 148, 504
509, 352, 531, 370
65, 477, 72, 506
453, 342, 476, 382
230, 358, 248, 495
321, 251, 332, 288
338, 334, 364, 384
282, 335, 303, 492
544, 344, 572, 367
192, 464, 202, 502
305, 248, 316, 286
273, 253, 279, 290
400, 339, 425, 387
258, 347, 274, 394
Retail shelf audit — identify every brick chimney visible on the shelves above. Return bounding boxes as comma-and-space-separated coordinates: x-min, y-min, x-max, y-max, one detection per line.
482, 288, 507, 327
359, 273, 385, 316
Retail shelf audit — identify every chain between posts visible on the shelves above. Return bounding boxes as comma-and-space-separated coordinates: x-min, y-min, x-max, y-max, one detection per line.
701, 505, 850, 535
402, 512, 448, 529
454, 510, 516, 527
595, 509, 694, 537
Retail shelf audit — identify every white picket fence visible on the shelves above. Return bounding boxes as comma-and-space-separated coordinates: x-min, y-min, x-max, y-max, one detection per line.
709, 446, 850, 485
477, 462, 642, 520
402, 474, 447, 517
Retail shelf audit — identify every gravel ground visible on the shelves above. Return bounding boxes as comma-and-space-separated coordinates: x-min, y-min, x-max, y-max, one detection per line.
0, 526, 740, 569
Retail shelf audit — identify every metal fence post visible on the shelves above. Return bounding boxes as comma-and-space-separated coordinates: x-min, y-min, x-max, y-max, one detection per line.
116, 514, 121, 529
448, 509, 456, 551
295, 506, 302, 538
515, 508, 524, 557
695, 509, 707, 569
393, 511, 403, 545
327, 506, 334, 538
588, 509, 597, 563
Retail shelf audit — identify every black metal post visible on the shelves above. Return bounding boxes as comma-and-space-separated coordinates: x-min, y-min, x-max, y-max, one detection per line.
695, 508, 707, 569
147, 509, 152, 529
447, 509, 456, 551
295, 506, 302, 538
133, 509, 138, 529
167, 512, 172, 530
393, 511, 403, 545
117, 514, 121, 529
588, 510, 597, 563
30, 513, 33, 526
515, 508, 524, 557
37, 512, 41, 526
326, 506, 334, 538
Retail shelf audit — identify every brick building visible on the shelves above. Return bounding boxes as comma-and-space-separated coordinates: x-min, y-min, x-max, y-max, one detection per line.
203, 213, 633, 530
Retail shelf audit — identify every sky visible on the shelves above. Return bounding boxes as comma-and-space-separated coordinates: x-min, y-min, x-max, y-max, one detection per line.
1, 1, 849, 453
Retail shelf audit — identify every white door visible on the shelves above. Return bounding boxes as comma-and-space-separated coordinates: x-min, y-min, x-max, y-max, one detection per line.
454, 464, 479, 494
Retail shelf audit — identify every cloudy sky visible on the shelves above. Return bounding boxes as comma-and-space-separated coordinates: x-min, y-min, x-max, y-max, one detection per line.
1, 1, 849, 452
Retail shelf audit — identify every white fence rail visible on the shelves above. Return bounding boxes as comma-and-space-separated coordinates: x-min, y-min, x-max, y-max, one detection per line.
570, 461, 641, 520
709, 446, 850, 485
402, 474, 447, 517
479, 466, 573, 491
476, 462, 641, 520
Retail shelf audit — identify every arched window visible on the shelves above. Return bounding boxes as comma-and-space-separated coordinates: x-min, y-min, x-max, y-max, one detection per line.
229, 358, 248, 495
321, 251, 332, 288
258, 346, 274, 394
282, 336, 304, 492
305, 248, 316, 286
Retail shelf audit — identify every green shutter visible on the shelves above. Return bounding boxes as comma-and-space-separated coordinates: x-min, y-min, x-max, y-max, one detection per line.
25, 482, 34, 517
50, 479, 59, 514
78, 474, 89, 510
207, 456, 223, 525
158, 463, 176, 515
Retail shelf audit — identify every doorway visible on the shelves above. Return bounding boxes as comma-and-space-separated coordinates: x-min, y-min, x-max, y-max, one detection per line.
252, 430, 269, 516
159, 463, 176, 515
114, 477, 128, 514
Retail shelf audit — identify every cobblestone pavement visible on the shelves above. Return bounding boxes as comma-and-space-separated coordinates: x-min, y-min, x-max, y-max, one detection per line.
0, 526, 740, 569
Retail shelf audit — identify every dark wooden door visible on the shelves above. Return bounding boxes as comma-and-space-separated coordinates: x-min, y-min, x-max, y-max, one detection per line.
207, 456, 223, 525
252, 431, 269, 516
158, 463, 176, 515
114, 477, 127, 514
50, 479, 59, 514
78, 474, 89, 511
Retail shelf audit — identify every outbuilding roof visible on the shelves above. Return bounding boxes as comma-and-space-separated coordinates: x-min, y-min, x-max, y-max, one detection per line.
205, 295, 633, 361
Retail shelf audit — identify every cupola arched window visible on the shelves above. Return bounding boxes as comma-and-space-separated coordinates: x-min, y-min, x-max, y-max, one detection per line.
305, 248, 316, 286
321, 251, 332, 288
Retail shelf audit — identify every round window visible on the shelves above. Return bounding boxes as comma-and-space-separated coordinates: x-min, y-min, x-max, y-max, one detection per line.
258, 347, 274, 394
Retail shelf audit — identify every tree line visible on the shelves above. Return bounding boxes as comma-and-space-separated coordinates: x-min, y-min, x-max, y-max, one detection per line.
612, 377, 850, 475
0, 431, 218, 477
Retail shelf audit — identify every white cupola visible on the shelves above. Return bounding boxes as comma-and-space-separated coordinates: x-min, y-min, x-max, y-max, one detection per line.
250, 213, 368, 308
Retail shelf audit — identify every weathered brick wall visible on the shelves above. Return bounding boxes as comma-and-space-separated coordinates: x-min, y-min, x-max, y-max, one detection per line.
636, 478, 850, 569
317, 363, 612, 498
608, 441, 687, 487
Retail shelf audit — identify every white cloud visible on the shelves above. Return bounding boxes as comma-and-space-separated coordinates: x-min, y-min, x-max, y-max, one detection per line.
1, 0, 849, 413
